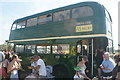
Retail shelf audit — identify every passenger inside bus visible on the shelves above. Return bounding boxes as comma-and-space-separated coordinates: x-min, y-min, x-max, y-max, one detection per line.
56, 46, 64, 54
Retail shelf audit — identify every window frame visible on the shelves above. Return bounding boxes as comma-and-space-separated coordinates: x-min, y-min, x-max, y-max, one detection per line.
27, 17, 38, 27
38, 14, 52, 25
53, 9, 70, 22
72, 6, 94, 19
52, 44, 70, 54
36, 45, 51, 54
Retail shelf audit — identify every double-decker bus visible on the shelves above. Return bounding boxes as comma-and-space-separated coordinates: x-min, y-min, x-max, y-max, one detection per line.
8, 1, 113, 78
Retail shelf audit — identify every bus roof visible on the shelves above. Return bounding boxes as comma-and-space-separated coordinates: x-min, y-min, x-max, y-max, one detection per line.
13, 1, 102, 23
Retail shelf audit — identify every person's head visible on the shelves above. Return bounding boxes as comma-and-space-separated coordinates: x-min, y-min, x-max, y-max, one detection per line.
33, 55, 39, 62
12, 55, 17, 61
81, 56, 88, 63
12, 54, 22, 62
103, 52, 110, 60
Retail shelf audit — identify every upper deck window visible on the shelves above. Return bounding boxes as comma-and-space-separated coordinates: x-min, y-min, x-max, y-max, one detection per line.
105, 9, 112, 22
11, 23, 16, 30
38, 14, 52, 24
27, 17, 37, 27
16, 21, 26, 29
105, 9, 112, 35
72, 6, 93, 18
53, 10, 70, 21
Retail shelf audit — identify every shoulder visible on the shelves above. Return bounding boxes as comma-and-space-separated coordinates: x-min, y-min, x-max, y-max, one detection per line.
109, 58, 115, 64
37, 59, 44, 63
0, 51, 4, 55
38, 59, 43, 62
77, 62, 83, 67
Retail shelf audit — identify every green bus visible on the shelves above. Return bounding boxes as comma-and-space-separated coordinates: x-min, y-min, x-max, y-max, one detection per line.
8, 1, 113, 78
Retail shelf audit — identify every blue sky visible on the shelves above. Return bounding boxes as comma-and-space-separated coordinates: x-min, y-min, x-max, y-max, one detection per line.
0, 0, 119, 49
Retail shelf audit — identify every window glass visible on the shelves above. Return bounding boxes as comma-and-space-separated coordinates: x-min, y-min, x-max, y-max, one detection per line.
105, 10, 110, 21
108, 39, 113, 53
106, 18, 112, 33
52, 44, 69, 54
37, 45, 50, 54
11, 23, 17, 30
72, 6, 93, 18
17, 21, 26, 29
77, 44, 81, 53
53, 10, 70, 21
15, 45, 24, 53
27, 18, 37, 27
38, 14, 52, 24
25, 45, 35, 54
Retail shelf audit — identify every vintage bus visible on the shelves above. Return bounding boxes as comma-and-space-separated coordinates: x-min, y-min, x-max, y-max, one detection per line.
8, 1, 113, 78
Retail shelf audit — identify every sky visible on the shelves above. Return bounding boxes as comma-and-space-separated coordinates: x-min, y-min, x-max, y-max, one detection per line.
0, 0, 119, 49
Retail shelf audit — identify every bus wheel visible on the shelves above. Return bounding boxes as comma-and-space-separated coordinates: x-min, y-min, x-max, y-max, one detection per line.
53, 66, 69, 78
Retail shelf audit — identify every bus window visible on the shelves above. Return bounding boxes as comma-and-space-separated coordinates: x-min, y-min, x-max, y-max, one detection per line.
53, 10, 70, 21
105, 9, 112, 36
38, 14, 52, 24
52, 44, 69, 54
106, 18, 112, 36
11, 23, 17, 30
77, 44, 81, 53
72, 6, 93, 18
25, 45, 35, 54
16, 21, 26, 29
27, 17, 37, 27
105, 9, 112, 22
108, 39, 113, 53
15, 45, 24, 53
37, 45, 50, 54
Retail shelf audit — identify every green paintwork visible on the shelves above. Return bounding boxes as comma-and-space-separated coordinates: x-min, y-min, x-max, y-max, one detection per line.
9, 1, 106, 42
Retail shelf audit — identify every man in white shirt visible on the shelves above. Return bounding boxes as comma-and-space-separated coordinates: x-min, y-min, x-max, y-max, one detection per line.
0, 50, 5, 62
29, 55, 46, 80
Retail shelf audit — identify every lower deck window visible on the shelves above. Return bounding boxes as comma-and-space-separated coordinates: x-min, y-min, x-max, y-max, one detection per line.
15, 45, 24, 53
52, 44, 69, 54
37, 45, 50, 54
25, 45, 35, 54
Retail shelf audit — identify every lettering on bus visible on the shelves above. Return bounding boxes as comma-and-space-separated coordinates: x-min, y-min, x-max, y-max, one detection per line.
75, 24, 92, 32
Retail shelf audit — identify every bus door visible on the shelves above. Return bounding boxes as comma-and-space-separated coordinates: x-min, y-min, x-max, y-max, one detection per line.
77, 39, 90, 56
77, 39, 94, 77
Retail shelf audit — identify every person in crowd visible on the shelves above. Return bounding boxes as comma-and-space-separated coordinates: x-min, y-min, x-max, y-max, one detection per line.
116, 59, 120, 80
56, 46, 64, 54
0, 50, 5, 62
25, 56, 38, 80
95, 48, 105, 78
28, 55, 46, 80
0, 50, 5, 80
100, 52, 114, 78
82, 46, 87, 56
3, 49, 12, 62
112, 54, 120, 80
2, 55, 9, 79
7, 54, 24, 80
74, 56, 91, 80
30, 56, 38, 74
